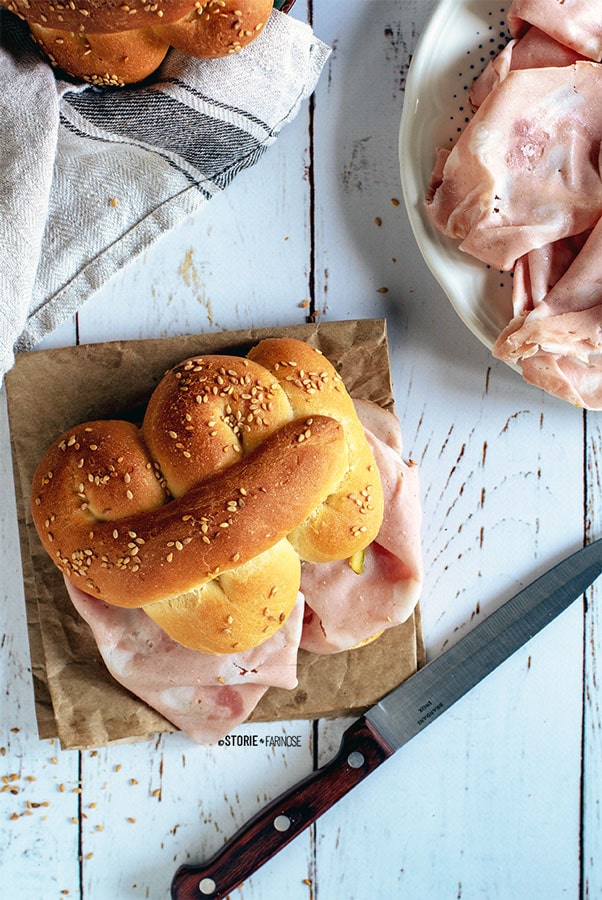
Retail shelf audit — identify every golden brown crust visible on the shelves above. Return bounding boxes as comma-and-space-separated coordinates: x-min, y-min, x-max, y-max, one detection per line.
144, 538, 302, 653
3, 0, 273, 84
155, 1, 269, 59
140, 353, 294, 498
31, 338, 384, 654
31, 414, 345, 601
247, 338, 385, 563
29, 23, 170, 87
2, 0, 196, 34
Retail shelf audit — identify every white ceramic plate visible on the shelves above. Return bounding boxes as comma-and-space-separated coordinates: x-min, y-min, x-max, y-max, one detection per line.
399, 0, 514, 351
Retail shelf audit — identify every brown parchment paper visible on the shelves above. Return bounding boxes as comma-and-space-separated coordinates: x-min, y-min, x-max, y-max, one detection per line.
6, 318, 424, 749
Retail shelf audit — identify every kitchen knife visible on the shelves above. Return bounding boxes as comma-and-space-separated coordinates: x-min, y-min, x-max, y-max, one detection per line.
170, 538, 602, 900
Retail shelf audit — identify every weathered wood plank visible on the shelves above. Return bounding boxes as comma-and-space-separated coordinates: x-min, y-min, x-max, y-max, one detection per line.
310, 2, 587, 898
1, 3, 597, 899
584, 413, 602, 898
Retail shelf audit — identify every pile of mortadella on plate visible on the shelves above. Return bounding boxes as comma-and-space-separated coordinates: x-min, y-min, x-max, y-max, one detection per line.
426, 0, 602, 409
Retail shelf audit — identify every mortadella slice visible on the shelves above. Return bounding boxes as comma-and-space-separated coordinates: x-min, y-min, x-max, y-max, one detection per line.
300, 399, 422, 654
469, 27, 583, 108
508, 0, 602, 61
426, 62, 602, 272
493, 218, 602, 408
66, 583, 304, 745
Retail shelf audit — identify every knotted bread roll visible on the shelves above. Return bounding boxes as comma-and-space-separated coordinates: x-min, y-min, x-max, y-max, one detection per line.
31, 338, 384, 654
2, 0, 273, 85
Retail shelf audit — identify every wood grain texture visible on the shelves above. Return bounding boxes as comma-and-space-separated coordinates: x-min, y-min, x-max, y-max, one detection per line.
1, 1, 599, 898
585, 413, 602, 898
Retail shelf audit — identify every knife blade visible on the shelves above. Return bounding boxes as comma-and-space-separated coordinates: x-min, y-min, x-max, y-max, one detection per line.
170, 538, 602, 900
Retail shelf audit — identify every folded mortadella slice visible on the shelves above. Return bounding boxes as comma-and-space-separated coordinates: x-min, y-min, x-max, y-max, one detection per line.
510, 231, 590, 317
493, 217, 602, 408
66, 582, 304, 745
469, 27, 583, 108
300, 399, 422, 654
426, 62, 602, 271
508, 0, 602, 61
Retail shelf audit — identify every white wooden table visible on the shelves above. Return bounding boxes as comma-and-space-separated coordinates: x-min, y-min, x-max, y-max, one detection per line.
2, 2, 600, 898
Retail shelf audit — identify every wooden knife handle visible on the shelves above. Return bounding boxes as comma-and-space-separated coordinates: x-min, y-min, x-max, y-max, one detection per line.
170, 717, 394, 900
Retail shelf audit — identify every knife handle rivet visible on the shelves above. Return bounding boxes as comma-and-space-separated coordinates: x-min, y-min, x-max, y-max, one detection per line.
273, 814, 292, 832
347, 751, 365, 769
198, 876, 216, 895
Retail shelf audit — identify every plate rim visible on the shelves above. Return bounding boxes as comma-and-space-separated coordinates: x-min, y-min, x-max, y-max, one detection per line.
399, 0, 515, 354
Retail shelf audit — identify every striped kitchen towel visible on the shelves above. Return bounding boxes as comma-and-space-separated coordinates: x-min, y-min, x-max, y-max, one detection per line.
0, 8, 330, 379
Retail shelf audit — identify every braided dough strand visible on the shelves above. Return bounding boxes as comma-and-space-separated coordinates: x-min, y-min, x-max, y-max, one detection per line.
248, 338, 385, 563
140, 353, 296, 498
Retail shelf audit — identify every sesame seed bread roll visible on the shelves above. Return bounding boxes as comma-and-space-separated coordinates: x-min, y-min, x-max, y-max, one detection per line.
247, 337, 385, 563
31, 413, 347, 652
31, 338, 384, 655
2, 0, 273, 86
